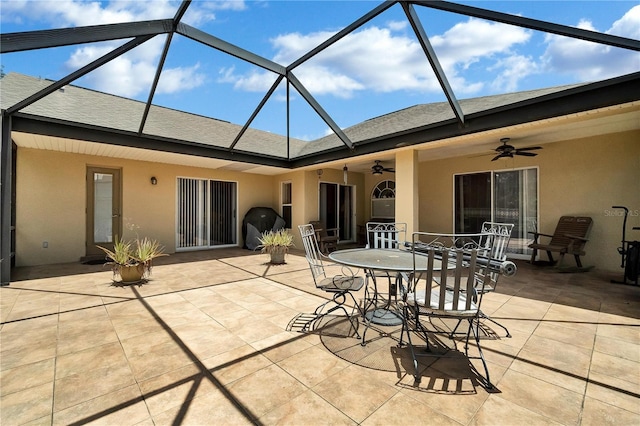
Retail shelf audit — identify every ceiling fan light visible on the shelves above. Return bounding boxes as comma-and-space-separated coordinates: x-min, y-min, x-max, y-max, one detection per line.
372, 169, 383, 175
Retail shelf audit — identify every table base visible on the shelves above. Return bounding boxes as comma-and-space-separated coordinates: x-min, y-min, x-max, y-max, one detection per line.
365, 308, 403, 326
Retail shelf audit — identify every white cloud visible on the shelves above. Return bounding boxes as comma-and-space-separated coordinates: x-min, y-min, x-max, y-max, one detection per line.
488, 55, 540, 92
158, 64, 206, 94
218, 66, 279, 92
10, 0, 217, 97
220, 17, 533, 98
542, 6, 640, 81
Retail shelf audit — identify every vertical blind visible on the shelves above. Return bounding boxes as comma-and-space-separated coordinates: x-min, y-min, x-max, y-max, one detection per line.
177, 178, 236, 249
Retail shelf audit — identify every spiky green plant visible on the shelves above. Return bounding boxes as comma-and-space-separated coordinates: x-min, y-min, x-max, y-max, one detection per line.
97, 236, 168, 280
134, 236, 168, 275
97, 238, 136, 266
258, 229, 295, 254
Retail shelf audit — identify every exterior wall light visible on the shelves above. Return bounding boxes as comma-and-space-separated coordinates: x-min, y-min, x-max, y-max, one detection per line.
151, 176, 158, 185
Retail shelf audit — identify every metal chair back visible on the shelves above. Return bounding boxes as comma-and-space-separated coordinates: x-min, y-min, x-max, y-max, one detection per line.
298, 223, 327, 286
478, 222, 514, 290
366, 222, 407, 249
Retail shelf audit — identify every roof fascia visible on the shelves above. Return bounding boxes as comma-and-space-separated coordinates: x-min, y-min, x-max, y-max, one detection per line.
176, 23, 286, 75
0, 20, 174, 53
290, 72, 640, 167
413, 1, 640, 51
402, 2, 464, 125
10, 113, 293, 169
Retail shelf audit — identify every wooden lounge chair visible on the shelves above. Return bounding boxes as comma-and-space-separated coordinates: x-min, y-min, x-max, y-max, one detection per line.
309, 220, 339, 254
528, 216, 593, 268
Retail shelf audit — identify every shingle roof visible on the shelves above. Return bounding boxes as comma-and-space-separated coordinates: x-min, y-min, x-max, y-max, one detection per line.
0, 73, 308, 159
1, 72, 586, 161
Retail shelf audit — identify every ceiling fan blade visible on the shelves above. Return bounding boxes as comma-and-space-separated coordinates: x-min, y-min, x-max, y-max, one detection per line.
516, 151, 538, 157
383, 167, 395, 173
516, 146, 542, 151
491, 154, 503, 161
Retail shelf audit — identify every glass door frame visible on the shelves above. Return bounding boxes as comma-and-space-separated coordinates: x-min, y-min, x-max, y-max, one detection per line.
85, 166, 122, 257
319, 181, 356, 244
453, 166, 539, 260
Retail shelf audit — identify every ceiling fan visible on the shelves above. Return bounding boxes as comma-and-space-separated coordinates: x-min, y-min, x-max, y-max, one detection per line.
491, 138, 542, 161
371, 160, 395, 175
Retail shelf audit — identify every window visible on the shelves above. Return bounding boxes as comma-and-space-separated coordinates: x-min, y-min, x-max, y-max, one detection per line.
371, 180, 395, 219
177, 178, 237, 249
281, 181, 292, 228
455, 168, 537, 257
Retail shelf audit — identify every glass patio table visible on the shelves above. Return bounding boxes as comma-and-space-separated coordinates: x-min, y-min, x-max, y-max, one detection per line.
329, 248, 443, 326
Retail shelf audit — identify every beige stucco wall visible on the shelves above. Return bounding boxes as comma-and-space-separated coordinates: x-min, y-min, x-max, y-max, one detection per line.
416, 130, 640, 274
15, 149, 275, 266
15, 129, 639, 274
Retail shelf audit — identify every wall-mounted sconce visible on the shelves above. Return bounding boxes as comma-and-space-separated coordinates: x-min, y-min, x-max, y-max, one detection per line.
150, 176, 158, 185
317, 169, 323, 179
343, 165, 348, 185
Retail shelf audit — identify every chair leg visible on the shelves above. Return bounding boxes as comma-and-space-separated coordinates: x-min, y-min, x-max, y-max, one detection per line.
467, 317, 493, 389
478, 310, 511, 338
313, 292, 362, 339
400, 305, 421, 382
449, 318, 464, 339
574, 254, 583, 268
546, 250, 555, 264
360, 275, 378, 346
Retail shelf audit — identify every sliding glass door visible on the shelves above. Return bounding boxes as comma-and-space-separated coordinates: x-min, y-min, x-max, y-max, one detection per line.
319, 182, 355, 242
177, 178, 237, 250
455, 168, 537, 257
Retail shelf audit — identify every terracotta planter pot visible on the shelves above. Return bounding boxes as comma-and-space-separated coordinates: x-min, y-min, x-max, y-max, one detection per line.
119, 264, 144, 283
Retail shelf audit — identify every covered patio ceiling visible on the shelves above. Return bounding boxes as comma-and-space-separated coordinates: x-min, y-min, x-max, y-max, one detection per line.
1, 0, 640, 174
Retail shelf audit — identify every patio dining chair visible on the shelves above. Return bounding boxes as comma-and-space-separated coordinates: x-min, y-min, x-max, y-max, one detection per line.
298, 224, 366, 338
356, 222, 409, 345
365, 222, 408, 299
440, 223, 514, 338
399, 232, 495, 388
474, 222, 514, 337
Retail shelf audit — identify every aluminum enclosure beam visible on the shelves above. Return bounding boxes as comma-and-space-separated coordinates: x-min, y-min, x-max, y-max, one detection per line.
289, 72, 640, 167
5, 35, 156, 115
0, 20, 174, 53
0, 113, 12, 285
289, 0, 397, 70
287, 72, 354, 150
229, 75, 286, 152
403, 2, 464, 126
176, 23, 286, 76
414, 0, 640, 51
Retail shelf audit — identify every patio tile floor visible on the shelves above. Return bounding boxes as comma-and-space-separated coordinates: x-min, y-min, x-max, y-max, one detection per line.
1, 248, 638, 425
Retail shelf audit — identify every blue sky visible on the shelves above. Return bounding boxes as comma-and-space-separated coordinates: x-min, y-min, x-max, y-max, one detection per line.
1, 1, 639, 141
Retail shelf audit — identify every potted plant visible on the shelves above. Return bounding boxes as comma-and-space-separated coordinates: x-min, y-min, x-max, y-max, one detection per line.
258, 229, 294, 264
98, 236, 168, 283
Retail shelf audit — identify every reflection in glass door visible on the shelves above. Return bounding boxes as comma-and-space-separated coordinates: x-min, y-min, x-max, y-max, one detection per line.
86, 167, 121, 257
455, 168, 537, 258
319, 182, 354, 242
